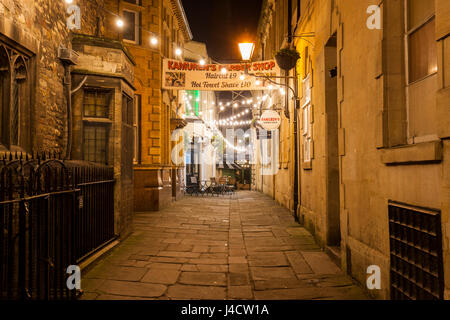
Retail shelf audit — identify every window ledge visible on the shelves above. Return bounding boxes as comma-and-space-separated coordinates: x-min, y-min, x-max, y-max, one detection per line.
380, 141, 442, 165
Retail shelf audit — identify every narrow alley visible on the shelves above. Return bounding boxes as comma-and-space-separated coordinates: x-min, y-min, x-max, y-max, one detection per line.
81, 191, 367, 300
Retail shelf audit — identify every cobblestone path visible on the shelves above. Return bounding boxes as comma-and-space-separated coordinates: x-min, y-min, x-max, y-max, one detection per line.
81, 191, 368, 300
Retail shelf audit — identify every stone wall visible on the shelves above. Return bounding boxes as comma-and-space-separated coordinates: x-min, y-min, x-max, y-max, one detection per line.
253, 0, 296, 211
0, 0, 104, 153
292, 0, 450, 299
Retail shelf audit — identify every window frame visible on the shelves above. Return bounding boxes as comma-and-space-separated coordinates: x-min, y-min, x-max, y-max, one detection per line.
82, 88, 113, 165
404, 4, 436, 85
82, 122, 110, 165
122, 9, 141, 45
123, 0, 141, 5
133, 94, 141, 164
403, 0, 437, 145
301, 74, 312, 166
0, 41, 32, 151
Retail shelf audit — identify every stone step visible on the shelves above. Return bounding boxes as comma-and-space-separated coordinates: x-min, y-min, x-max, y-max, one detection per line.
325, 245, 342, 268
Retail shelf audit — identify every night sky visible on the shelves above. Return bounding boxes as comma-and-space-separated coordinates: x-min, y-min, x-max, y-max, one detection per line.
182, 0, 263, 63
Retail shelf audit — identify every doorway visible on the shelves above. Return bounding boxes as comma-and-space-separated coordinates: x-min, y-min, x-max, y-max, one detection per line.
325, 34, 341, 247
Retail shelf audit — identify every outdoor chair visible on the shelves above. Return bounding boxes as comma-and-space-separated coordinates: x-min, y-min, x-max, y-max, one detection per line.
186, 176, 200, 196
209, 178, 222, 197
199, 180, 210, 196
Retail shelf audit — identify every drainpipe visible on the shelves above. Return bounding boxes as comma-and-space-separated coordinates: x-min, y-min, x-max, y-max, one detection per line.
58, 46, 79, 159
288, 1, 300, 222
63, 64, 72, 159
293, 68, 299, 222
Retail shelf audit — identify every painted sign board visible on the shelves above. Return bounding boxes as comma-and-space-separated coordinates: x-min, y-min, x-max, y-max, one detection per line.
162, 59, 280, 91
259, 110, 281, 130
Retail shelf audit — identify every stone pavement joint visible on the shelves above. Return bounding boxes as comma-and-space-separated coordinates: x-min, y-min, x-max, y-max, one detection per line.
80, 191, 368, 300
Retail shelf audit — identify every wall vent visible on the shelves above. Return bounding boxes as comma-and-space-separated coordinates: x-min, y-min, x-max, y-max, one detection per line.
389, 202, 444, 300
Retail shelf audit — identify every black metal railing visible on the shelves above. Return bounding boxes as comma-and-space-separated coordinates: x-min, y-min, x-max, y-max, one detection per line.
0, 153, 115, 300
68, 162, 115, 262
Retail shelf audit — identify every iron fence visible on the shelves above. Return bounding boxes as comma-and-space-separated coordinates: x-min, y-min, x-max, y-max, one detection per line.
0, 153, 115, 300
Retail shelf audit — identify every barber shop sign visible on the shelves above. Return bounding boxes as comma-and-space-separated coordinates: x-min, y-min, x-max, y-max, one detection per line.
259, 110, 281, 131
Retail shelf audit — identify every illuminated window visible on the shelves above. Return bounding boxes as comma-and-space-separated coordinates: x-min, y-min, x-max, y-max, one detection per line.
406, 0, 436, 83
301, 75, 312, 164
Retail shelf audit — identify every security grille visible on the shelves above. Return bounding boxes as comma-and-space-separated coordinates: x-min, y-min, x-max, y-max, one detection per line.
389, 202, 444, 300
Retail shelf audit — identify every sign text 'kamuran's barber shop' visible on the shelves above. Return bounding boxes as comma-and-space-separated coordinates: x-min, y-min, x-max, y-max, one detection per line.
162, 59, 281, 91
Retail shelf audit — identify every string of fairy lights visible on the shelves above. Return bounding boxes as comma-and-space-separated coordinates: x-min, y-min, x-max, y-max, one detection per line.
183, 89, 284, 128
64, 0, 286, 151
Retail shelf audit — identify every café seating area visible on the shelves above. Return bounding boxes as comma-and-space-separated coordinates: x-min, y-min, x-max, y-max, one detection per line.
183, 176, 236, 196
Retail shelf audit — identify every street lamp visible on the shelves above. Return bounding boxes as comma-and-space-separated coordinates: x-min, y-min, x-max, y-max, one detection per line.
238, 42, 255, 61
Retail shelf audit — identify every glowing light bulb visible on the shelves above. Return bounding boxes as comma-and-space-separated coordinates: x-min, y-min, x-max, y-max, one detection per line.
239, 74, 245, 81
255, 80, 261, 86
199, 59, 205, 66
175, 48, 182, 56
65, 0, 73, 3
116, 18, 124, 28
221, 67, 227, 74
150, 37, 158, 45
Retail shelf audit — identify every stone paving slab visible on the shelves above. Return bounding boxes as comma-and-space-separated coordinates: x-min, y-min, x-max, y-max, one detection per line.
80, 191, 368, 300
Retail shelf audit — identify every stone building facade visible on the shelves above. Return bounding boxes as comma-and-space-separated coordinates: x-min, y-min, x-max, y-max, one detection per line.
104, 0, 192, 211
0, 0, 135, 238
255, 0, 450, 299
70, 33, 136, 239
0, 0, 104, 154
253, 0, 297, 212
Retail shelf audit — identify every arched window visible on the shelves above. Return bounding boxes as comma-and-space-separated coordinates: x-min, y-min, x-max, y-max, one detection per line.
0, 45, 10, 148
11, 55, 28, 146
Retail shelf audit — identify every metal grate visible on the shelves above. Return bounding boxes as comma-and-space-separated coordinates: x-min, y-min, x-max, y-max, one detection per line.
389, 202, 444, 300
